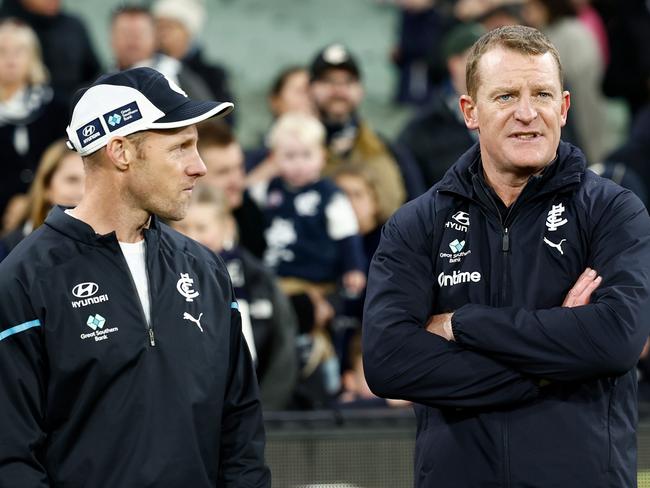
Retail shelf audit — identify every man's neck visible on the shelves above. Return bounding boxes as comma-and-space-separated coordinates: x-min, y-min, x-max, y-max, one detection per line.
482, 162, 548, 208
70, 183, 149, 243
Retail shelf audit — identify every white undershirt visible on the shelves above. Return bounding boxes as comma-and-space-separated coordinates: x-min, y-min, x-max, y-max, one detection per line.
119, 240, 151, 325
64, 209, 151, 325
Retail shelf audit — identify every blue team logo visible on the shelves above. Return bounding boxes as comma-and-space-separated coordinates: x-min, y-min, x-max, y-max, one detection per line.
449, 239, 465, 253
102, 101, 142, 132
107, 113, 122, 127
86, 314, 106, 331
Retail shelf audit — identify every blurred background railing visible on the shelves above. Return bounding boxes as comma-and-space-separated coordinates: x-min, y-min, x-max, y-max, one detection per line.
265, 405, 650, 488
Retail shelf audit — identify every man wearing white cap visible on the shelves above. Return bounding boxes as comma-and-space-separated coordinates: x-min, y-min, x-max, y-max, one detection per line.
0, 67, 271, 487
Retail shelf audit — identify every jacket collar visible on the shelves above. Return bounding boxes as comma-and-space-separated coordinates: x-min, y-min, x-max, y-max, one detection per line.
436, 140, 586, 200
44, 206, 161, 247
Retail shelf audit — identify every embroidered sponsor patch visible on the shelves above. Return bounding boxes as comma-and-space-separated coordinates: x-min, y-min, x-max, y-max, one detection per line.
102, 101, 143, 132
76, 118, 106, 148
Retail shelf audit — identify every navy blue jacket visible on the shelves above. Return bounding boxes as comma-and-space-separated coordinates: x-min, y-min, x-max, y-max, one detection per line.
0, 207, 271, 487
363, 141, 650, 487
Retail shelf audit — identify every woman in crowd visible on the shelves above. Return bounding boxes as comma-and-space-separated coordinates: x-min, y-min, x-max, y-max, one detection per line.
0, 139, 85, 259
0, 18, 68, 218
245, 66, 314, 183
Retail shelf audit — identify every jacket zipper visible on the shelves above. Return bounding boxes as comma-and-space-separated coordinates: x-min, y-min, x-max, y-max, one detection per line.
118, 244, 156, 347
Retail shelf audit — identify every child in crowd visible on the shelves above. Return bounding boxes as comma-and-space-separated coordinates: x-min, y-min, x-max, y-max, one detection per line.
249, 112, 367, 408
172, 185, 298, 410
250, 112, 366, 300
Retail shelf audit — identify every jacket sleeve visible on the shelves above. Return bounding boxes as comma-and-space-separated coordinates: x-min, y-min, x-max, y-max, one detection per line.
362, 202, 540, 409
218, 302, 271, 487
0, 275, 49, 487
452, 189, 650, 381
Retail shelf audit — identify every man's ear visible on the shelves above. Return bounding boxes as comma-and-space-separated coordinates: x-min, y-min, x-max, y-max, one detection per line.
559, 90, 571, 128
105, 137, 133, 171
459, 94, 479, 131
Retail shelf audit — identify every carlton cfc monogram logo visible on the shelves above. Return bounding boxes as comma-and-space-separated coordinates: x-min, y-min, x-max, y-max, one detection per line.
177, 273, 199, 302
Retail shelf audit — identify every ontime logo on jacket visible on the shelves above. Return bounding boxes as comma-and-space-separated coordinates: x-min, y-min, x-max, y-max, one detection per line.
438, 270, 482, 287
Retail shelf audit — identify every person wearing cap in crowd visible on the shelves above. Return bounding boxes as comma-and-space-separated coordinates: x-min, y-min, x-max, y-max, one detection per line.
110, 5, 213, 102
397, 22, 484, 187
0, 67, 271, 487
309, 43, 419, 218
152, 0, 234, 125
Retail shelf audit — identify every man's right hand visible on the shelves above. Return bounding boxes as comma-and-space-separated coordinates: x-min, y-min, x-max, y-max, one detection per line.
562, 267, 602, 308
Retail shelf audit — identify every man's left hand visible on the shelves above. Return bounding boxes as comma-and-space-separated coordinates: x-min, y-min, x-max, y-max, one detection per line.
426, 312, 455, 341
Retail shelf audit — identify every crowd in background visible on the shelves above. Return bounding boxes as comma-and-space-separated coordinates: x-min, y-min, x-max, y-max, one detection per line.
1, 0, 649, 410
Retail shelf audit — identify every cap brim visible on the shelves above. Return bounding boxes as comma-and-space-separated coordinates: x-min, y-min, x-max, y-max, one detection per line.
148, 100, 234, 129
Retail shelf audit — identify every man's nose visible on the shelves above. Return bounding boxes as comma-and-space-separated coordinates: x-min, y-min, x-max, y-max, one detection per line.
188, 152, 208, 178
514, 96, 538, 123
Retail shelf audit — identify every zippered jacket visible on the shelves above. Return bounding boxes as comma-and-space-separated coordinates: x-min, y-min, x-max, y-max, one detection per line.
363, 141, 650, 487
0, 207, 271, 487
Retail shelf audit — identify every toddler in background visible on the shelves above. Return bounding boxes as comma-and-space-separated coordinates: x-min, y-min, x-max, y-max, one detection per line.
250, 112, 366, 408
250, 112, 366, 301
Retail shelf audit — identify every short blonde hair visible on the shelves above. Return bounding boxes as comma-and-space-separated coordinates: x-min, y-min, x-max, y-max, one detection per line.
0, 18, 49, 87
267, 112, 325, 150
465, 25, 563, 99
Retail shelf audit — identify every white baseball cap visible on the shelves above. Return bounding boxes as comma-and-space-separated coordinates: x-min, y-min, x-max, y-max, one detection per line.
66, 67, 233, 156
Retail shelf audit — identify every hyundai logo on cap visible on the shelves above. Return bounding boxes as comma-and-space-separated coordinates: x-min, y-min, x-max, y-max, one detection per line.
65, 67, 234, 156
75, 118, 105, 149
82, 125, 96, 137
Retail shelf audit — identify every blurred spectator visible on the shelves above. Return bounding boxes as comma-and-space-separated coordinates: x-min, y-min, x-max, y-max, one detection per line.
172, 185, 298, 410
572, 0, 608, 66
308, 43, 415, 217
244, 66, 314, 182
0, 139, 84, 260
0, 0, 101, 103
332, 164, 388, 370
522, 0, 609, 163
337, 332, 410, 409
110, 5, 212, 100
152, 0, 235, 124
454, 0, 526, 30
268, 66, 313, 118
249, 112, 366, 300
248, 113, 367, 409
593, 0, 650, 117
333, 164, 389, 323
0, 18, 67, 217
197, 120, 267, 259
397, 23, 483, 187
1, 193, 28, 236
390, 0, 451, 105
604, 103, 650, 202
